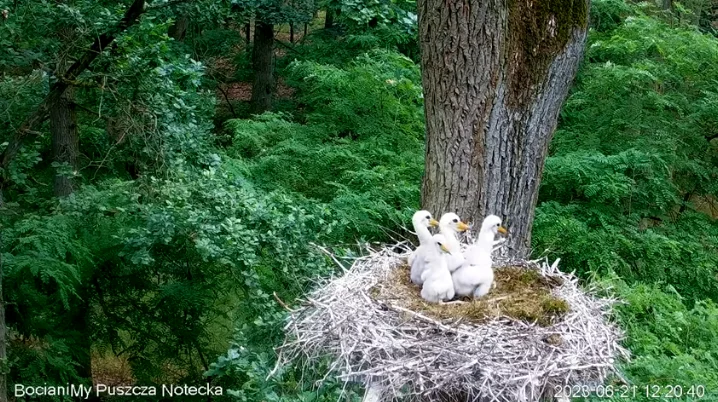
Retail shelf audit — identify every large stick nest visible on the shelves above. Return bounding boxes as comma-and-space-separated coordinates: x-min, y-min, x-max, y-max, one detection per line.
276, 243, 629, 402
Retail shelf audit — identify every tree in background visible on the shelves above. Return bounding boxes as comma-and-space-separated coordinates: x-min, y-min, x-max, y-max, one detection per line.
0, 0, 230, 389
234, 0, 315, 113
418, 0, 591, 257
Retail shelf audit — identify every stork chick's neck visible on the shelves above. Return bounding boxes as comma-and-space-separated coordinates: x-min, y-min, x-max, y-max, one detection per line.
473, 229, 496, 254
439, 224, 461, 249
414, 220, 433, 244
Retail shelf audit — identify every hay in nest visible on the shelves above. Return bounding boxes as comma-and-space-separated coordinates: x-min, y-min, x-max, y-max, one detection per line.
276, 243, 629, 402
376, 264, 570, 327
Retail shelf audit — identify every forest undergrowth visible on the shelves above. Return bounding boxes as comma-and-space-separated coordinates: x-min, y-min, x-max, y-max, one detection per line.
1, 0, 717, 400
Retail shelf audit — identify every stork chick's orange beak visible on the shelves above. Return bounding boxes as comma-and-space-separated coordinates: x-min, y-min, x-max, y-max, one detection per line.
457, 222, 470, 232
498, 226, 508, 235
429, 218, 439, 227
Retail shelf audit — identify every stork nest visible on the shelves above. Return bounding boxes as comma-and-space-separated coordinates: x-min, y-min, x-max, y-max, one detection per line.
276, 244, 629, 402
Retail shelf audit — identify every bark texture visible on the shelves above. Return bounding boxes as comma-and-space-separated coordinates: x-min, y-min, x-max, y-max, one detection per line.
250, 21, 275, 114
419, 0, 589, 257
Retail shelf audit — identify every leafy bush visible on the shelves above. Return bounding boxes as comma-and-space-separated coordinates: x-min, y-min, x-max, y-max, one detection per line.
226, 51, 425, 241
535, 4, 718, 396
534, 0, 718, 303
578, 279, 718, 401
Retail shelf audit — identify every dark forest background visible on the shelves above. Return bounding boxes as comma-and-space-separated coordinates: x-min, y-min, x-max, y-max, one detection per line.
1, 0, 717, 400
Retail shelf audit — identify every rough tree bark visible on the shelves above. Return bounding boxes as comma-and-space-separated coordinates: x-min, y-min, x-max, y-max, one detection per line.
419, 0, 590, 258
250, 21, 275, 114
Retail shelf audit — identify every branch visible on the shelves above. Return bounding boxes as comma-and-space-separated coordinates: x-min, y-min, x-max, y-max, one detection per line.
274, 38, 304, 55
0, 0, 147, 200
216, 83, 237, 117
72, 102, 101, 117
147, 0, 193, 10
59, 77, 105, 89
273, 292, 294, 312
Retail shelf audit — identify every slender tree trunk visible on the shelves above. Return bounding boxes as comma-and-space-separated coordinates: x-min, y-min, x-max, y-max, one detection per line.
50, 24, 79, 197
50, 85, 78, 197
304, 22, 308, 38
72, 288, 100, 401
418, 0, 590, 258
169, 16, 189, 41
250, 21, 274, 114
245, 22, 251, 44
324, 8, 335, 29
0, 233, 7, 402
290, 0, 295, 43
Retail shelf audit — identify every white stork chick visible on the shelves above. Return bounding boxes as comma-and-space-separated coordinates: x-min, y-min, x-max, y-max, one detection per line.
452, 215, 507, 298
438, 212, 469, 272
420, 234, 455, 303
408, 210, 439, 285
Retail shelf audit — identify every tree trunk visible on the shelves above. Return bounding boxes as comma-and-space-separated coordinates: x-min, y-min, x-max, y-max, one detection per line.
324, 8, 335, 29
418, 0, 590, 258
290, 0, 295, 43
245, 22, 251, 44
50, 84, 79, 197
71, 288, 100, 401
50, 23, 80, 197
168, 16, 189, 41
0, 233, 7, 402
250, 21, 274, 114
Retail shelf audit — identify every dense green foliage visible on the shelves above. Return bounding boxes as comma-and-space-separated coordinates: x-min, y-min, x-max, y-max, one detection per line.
537, 10, 718, 305
1, 0, 717, 401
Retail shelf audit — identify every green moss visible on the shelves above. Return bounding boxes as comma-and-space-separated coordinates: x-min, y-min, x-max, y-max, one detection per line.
518, 269, 541, 284
507, 0, 589, 107
541, 296, 570, 314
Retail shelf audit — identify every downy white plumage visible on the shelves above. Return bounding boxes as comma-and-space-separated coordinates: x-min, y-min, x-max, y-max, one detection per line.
438, 212, 469, 272
452, 215, 507, 298
420, 234, 455, 303
408, 210, 439, 285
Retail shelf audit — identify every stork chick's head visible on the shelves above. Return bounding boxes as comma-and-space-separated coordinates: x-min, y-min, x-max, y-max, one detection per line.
481, 214, 508, 236
431, 234, 451, 254
412, 210, 439, 229
439, 212, 469, 233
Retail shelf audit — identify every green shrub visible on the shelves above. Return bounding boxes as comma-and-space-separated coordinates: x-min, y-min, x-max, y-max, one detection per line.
578, 279, 718, 401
